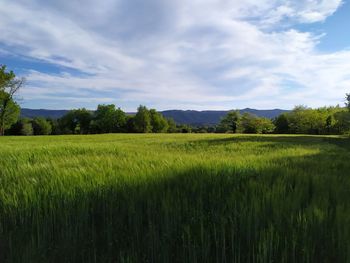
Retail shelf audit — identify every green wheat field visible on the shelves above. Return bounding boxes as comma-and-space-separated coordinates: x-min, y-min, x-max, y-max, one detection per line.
1, 134, 350, 262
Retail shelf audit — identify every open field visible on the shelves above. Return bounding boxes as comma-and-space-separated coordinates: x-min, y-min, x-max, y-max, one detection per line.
1, 134, 350, 262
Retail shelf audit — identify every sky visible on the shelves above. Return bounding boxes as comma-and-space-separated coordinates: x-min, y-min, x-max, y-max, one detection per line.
0, 0, 349, 111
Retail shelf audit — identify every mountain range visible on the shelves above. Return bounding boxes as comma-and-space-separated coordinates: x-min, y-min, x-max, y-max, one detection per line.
21, 108, 289, 126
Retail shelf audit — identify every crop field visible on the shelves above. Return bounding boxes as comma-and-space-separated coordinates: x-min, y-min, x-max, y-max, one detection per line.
0, 134, 350, 262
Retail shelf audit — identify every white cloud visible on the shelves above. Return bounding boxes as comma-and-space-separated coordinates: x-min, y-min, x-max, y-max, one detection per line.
0, 0, 348, 110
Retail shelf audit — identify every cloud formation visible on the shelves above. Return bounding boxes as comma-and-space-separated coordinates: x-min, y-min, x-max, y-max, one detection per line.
0, 0, 348, 110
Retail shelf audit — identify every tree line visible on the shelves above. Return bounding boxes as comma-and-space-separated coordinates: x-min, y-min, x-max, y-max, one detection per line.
7, 99, 350, 136
215, 103, 350, 135
5, 105, 181, 135
1, 65, 350, 136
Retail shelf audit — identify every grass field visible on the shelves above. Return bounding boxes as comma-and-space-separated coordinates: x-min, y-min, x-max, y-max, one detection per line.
1, 134, 350, 262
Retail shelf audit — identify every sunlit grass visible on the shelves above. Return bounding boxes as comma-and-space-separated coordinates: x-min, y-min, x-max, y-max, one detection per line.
0, 134, 350, 262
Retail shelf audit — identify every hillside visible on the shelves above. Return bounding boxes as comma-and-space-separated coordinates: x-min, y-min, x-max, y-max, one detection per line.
21, 108, 69, 119
21, 108, 289, 126
161, 108, 289, 125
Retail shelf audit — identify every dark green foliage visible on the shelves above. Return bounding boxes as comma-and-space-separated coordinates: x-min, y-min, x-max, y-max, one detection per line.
21, 121, 33, 136
333, 111, 350, 134
0, 65, 15, 89
239, 113, 257, 133
32, 117, 52, 135
134, 105, 152, 133
178, 124, 192, 133
0, 92, 20, 134
94, 105, 126, 133
346, 93, 350, 111
325, 115, 335, 134
192, 126, 211, 133
0, 66, 22, 135
239, 113, 275, 134
150, 109, 169, 133
275, 106, 350, 135
219, 110, 240, 133
167, 118, 177, 133
257, 117, 276, 134
47, 118, 61, 135
287, 106, 323, 134
125, 115, 136, 133
7, 118, 33, 135
219, 111, 274, 134
59, 108, 93, 134
274, 113, 290, 134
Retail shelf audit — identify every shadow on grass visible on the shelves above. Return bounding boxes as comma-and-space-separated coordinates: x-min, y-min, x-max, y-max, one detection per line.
190, 135, 350, 150
1, 139, 350, 263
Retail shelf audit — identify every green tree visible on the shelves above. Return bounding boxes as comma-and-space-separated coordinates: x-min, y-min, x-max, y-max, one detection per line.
239, 113, 258, 133
0, 65, 15, 89
32, 117, 52, 135
219, 110, 240, 133
178, 124, 192, 133
275, 105, 346, 135
325, 115, 335, 134
7, 118, 33, 136
274, 114, 289, 134
150, 109, 169, 133
287, 106, 334, 134
346, 93, 350, 111
166, 118, 177, 133
47, 118, 61, 135
134, 105, 152, 133
239, 113, 275, 134
125, 116, 136, 133
0, 92, 20, 135
21, 120, 34, 136
258, 117, 276, 134
60, 108, 93, 134
334, 111, 350, 134
94, 105, 126, 133
0, 66, 23, 135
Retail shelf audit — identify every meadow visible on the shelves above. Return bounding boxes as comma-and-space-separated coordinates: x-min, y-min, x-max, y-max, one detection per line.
0, 134, 350, 262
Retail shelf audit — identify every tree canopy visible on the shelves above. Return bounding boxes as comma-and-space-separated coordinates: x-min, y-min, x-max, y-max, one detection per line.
0, 66, 23, 135
93, 105, 126, 133
134, 105, 152, 133
219, 110, 240, 133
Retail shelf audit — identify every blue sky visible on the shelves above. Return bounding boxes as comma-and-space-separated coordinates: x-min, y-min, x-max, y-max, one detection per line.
0, 0, 349, 111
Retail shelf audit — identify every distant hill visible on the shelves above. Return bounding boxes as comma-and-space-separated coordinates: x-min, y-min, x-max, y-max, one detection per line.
161, 109, 289, 126
21, 108, 289, 126
21, 108, 69, 119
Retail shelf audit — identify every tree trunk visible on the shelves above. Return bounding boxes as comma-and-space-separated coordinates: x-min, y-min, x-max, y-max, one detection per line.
0, 115, 4, 135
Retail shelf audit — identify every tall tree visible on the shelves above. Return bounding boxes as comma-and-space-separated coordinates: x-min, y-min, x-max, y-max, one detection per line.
7, 118, 33, 136
94, 105, 126, 133
334, 111, 350, 134
256, 117, 276, 134
219, 110, 240, 133
32, 117, 52, 135
346, 93, 350, 111
0, 66, 24, 135
166, 118, 177, 133
239, 113, 258, 133
149, 109, 169, 133
134, 105, 152, 133
47, 118, 61, 135
60, 108, 93, 134
274, 114, 289, 134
